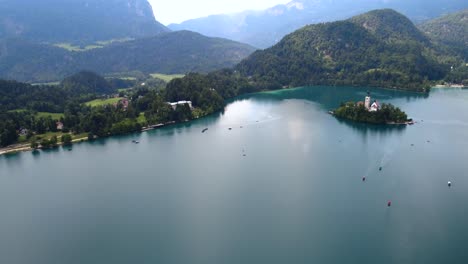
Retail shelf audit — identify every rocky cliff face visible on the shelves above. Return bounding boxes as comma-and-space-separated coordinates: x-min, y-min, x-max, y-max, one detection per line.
0, 0, 169, 44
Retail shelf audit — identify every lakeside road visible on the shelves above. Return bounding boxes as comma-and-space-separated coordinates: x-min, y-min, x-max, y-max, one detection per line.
0, 137, 89, 156
0, 143, 31, 156
433, 84, 467, 88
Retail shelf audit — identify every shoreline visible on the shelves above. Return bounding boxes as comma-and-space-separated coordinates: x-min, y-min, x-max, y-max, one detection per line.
433, 84, 467, 89
328, 111, 414, 126
0, 84, 434, 156
0, 120, 188, 156
0, 136, 89, 156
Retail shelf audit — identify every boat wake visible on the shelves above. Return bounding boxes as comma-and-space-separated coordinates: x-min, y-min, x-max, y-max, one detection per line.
414, 119, 468, 127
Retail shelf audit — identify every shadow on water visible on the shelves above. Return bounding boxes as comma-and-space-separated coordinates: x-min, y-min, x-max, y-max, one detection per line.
40, 147, 61, 155
147, 111, 226, 137
233, 86, 429, 110
335, 116, 407, 136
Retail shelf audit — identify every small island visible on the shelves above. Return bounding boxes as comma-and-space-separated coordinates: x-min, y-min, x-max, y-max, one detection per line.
331, 92, 411, 125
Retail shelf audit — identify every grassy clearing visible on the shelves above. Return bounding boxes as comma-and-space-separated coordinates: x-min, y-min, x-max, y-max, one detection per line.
117, 88, 133, 93
8, 109, 64, 120
85, 97, 122, 107
31, 81, 60, 86
54, 38, 133, 52
53, 43, 104, 52
137, 112, 147, 125
29, 132, 88, 143
8, 110, 64, 120
8, 109, 27, 113
150, 73, 185, 82
95, 38, 133, 45
36, 112, 64, 120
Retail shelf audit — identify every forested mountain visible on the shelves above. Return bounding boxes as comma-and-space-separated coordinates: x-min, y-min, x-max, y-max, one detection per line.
0, 0, 168, 44
419, 9, 468, 58
169, 0, 468, 48
164, 9, 461, 103
0, 31, 256, 82
235, 9, 448, 91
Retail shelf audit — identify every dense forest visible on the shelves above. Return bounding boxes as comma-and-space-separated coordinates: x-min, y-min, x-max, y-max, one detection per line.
419, 9, 468, 58
0, 31, 256, 82
236, 9, 452, 92
0, 71, 222, 147
167, 9, 466, 96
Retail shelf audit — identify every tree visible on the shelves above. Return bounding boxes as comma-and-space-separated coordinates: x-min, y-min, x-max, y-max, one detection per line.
61, 134, 72, 145
0, 121, 18, 147
50, 135, 58, 146
40, 139, 51, 148
30, 141, 39, 149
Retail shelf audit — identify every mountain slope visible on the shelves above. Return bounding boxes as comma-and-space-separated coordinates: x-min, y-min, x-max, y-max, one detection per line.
0, 0, 169, 44
0, 31, 256, 82
233, 9, 448, 91
349, 9, 430, 44
169, 0, 468, 48
419, 9, 468, 58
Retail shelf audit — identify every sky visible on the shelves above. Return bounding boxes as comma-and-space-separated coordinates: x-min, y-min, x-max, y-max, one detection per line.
149, 0, 291, 25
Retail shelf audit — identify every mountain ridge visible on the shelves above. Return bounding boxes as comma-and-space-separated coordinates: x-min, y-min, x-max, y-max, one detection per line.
0, 0, 169, 44
163, 8, 460, 107
235, 9, 448, 91
419, 9, 468, 58
169, 0, 468, 48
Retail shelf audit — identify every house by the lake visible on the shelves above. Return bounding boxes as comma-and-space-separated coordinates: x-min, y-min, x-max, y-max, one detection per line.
168, 101, 193, 110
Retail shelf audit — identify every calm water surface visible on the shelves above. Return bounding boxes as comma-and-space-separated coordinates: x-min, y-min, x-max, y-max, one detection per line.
1, 86, 468, 264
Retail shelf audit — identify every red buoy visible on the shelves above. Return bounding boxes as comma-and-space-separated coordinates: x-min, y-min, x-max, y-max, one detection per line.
387, 201, 392, 207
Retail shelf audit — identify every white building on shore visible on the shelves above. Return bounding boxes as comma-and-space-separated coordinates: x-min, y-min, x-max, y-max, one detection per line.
168, 101, 193, 110
369, 101, 380, 112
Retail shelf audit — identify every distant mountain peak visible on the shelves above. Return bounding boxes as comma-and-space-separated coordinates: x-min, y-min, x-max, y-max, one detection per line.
0, 0, 169, 44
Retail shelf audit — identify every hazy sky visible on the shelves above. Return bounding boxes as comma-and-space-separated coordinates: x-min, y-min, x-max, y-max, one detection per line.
149, 0, 291, 25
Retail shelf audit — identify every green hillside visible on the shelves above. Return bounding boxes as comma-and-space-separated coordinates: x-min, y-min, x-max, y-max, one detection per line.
0, 31, 256, 82
236, 9, 448, 92
419, 9, 468, 58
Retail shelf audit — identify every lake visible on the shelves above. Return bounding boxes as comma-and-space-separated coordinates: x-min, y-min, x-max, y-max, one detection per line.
1, 86, 468, 264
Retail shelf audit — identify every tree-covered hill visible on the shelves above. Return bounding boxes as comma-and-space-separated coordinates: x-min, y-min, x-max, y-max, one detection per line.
61, 71, 115, 96
0, 0, 168, 45
0, 71, 117, 112
0, 31, 256, 82
236, 9, 448, 92
349, 9, 430, 44
419, 9, 468, 58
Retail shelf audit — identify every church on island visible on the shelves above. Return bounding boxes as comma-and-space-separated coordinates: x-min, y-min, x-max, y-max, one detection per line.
358, 92, 380, 112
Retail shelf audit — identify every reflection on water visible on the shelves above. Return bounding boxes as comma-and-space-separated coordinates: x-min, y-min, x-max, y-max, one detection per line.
1, 86, 468, 264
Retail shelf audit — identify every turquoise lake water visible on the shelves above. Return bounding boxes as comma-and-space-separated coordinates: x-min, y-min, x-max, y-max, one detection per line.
1, 86, 468, 264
